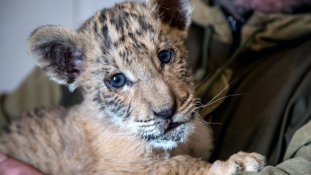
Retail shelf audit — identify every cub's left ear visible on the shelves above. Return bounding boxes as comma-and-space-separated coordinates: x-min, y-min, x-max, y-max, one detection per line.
28, 25, 85, 88
147, 0, 192, 31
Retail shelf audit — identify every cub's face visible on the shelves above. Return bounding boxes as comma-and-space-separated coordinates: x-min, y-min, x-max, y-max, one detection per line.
28, 0, 196, 149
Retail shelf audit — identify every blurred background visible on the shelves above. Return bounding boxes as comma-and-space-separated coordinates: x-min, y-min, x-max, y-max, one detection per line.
0, 0, 142, 93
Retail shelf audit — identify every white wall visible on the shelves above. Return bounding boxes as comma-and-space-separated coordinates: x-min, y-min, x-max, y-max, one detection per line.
0, 0, 142, 93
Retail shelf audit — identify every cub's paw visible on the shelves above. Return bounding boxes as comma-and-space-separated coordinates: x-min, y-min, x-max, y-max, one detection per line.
209, 152, 266, 175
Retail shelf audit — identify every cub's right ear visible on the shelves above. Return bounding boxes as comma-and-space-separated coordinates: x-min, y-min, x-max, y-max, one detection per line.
28, 25, 85, 87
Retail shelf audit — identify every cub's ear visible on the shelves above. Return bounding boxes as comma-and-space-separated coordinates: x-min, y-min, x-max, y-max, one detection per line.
147, 0, 192, 31
28, 25, 85, 87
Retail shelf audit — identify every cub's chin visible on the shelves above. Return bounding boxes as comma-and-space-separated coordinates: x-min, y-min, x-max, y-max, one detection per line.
148, 121, 194, 150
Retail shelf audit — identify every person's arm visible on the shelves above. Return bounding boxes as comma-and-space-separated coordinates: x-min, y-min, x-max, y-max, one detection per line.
235, 157, 311, 175
235, 120, 311, 175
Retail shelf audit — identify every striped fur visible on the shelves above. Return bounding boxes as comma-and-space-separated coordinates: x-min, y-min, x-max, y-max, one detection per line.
0, 1, 265, 174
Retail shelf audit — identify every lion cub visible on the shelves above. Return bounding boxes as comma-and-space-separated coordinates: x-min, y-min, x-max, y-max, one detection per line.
0, 0, 265, 174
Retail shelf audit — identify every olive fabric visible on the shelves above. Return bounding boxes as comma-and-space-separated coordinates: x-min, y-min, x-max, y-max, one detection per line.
236, 157, 311, 175
0, 95, 9, 130
283, 119, 311, 161
0, 68, 83, 131
0, 69, 62, 130
189, 0, 311, 174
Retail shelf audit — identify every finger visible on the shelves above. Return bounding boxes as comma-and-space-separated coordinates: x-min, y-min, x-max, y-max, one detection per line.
0, 153, 8, 164
0, 153, 44, 175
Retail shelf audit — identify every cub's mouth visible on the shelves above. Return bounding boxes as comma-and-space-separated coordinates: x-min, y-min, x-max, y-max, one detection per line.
147, 120, 192, 149
163, 110, 196, 132
165, 120, 187, 133
143, 112, 196, 149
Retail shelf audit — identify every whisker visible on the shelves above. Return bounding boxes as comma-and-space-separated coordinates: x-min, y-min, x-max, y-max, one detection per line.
205, 79, 238, 106
205, 93, 248, 107
193, 111, 214, 134
203, 122, 222, 125
194, 74, 211, 89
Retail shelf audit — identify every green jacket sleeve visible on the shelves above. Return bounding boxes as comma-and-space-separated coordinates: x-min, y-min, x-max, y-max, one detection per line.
235, 157, 311, 175
0, 68, 62, 131
0, 94, 9, 130
235, 120, 311, 175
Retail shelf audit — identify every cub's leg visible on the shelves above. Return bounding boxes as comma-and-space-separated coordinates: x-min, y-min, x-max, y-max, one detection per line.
141, 152, 265, 175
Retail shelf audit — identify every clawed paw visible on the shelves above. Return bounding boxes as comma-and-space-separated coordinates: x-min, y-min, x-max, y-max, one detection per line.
209, 152, 266, 175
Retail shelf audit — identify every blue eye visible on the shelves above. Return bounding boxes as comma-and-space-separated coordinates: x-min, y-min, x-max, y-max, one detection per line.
158, 50, 173, 63
107, 73, 127, 88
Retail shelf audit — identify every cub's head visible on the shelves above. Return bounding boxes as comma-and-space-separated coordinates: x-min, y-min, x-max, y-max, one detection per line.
28, 0, 197, 149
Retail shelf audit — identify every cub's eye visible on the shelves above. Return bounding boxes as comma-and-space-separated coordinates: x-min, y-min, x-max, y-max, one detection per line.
158, 50, 173, 64
106, 73, 127, 88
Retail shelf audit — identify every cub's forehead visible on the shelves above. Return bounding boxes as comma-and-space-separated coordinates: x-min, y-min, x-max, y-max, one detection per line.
77, 1, 165, 69
79, 2, 161, 45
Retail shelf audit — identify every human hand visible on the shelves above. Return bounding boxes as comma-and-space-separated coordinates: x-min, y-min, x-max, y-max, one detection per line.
0, 152, 44, 175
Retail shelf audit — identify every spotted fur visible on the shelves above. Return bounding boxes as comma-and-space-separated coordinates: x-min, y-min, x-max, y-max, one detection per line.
0, 0, 265, 174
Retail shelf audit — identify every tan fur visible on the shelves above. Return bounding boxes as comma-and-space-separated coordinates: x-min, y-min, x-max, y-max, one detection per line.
0, 0, 265, 174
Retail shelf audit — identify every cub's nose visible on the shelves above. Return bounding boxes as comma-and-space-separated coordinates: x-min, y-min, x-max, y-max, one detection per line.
153, 105, 175, 120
